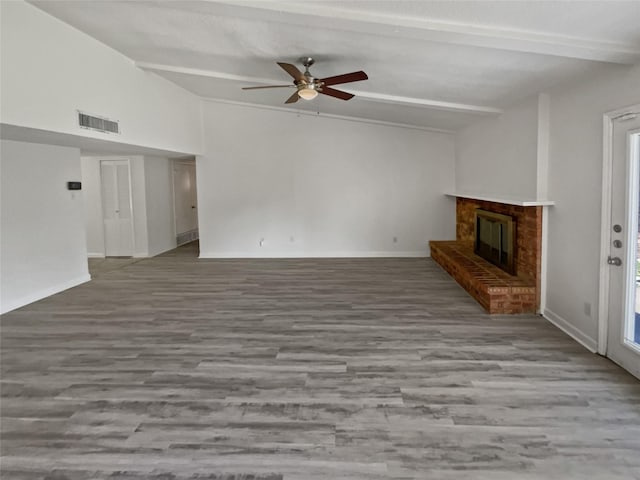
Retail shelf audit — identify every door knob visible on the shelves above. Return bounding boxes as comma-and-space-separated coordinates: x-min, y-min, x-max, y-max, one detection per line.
608, 256, 622, 266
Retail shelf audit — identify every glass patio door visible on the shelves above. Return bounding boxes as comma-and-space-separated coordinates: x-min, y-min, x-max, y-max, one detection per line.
607, 113, 640, 379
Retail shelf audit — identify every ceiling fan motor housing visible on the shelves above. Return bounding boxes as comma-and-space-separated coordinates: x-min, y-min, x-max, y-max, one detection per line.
300, 56, 315, 68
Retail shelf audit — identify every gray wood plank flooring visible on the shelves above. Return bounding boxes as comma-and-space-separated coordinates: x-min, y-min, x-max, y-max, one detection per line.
2, 242, 639, 479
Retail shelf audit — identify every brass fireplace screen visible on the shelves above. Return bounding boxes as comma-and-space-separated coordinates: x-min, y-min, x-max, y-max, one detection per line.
475, 209, 515, 275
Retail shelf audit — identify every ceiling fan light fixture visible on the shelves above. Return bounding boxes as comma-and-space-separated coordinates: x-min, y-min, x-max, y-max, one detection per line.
298, 86, 318, 100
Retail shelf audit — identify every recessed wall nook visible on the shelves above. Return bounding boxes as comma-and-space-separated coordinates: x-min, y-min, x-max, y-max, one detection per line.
431, 194, 553, 314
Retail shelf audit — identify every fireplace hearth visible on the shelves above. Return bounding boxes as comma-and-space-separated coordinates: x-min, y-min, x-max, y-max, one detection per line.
429, 197, 543, 314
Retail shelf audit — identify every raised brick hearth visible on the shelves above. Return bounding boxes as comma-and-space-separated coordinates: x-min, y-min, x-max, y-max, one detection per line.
430, 241, 536, 313
430, 198, 543, 314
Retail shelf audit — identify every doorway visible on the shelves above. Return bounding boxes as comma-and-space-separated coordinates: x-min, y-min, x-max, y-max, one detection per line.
172, 158, 199, 246
100, 159, 134, 257
601, 105, 640, 379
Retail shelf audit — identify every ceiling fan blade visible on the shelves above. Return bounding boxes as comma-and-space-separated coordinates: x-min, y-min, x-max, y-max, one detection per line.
320, 71, 368, 86
319, 86, 354, 101
242, 85, 295, 90
277, 62, 305, 83
284, 91, 300, 104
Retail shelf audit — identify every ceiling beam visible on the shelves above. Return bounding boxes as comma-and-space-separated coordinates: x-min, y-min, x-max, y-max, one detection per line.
201, 98, 455, 134
349, 91, 502, 114
204, 1, 640, 65
136, 62, 502, 115
136, 63, 286, 87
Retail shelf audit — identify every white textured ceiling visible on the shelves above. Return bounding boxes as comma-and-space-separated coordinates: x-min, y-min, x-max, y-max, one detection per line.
29, 0, 640, 131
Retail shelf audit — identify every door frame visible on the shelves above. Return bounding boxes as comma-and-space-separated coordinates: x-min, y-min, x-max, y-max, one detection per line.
171, 157, 198, 246
598, 103, 640, 355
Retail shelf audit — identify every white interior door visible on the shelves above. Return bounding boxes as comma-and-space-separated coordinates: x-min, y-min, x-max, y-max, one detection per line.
606, 113, 640, 379
101, 160, 134, 257
173, 160, 198, 242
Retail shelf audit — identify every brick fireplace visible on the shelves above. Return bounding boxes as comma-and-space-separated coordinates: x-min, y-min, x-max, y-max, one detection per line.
430, 197, 543, 314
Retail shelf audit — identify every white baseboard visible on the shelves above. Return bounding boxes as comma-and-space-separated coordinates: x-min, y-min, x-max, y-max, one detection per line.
87, 252, 105, 258
1, 274, 91, 315
199, 251, 429, 259
543, 308, 598, 353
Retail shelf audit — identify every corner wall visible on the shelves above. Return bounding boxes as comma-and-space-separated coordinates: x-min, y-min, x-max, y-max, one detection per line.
1, 139, 90, 314
544, 64, 640, 348
453, 64, 640, 351
198, 102, 456, 258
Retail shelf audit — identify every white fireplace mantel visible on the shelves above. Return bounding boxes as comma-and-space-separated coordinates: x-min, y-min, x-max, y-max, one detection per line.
445, 192, 555, 207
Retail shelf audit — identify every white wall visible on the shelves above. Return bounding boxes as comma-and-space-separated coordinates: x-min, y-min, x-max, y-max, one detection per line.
455, 95, 540, 200
144, 156, 177, 256
544, 64, 640, 348
129, 156, 149, 257
0, 1, 202, 155
80, 156, 104, 256
1, 140, 90, 314
80, 155, 176, 258
198, 102, 456, 258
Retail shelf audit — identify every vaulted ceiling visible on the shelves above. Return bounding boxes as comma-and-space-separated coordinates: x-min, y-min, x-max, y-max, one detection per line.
30, 0, 640, 131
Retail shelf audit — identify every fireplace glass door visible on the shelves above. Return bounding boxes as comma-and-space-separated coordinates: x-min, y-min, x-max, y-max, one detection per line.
475, 209, 515, 274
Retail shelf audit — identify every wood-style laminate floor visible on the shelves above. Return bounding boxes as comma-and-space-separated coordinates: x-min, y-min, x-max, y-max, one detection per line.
2, 242, 639, 480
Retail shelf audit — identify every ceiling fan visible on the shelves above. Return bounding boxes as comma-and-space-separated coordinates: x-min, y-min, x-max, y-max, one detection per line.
242, 57, 368, 104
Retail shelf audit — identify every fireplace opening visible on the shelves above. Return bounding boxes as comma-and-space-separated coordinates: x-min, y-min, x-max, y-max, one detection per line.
475, 209, 516, 275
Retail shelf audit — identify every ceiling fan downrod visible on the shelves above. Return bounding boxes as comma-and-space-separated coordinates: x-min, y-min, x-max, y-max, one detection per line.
300, 57, 316, 83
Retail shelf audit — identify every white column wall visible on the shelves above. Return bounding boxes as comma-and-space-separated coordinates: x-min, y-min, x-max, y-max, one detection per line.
144, 156, 177, 256
455, 94, 540, 201
80, 156, 105, 257
129, 156, 149, 257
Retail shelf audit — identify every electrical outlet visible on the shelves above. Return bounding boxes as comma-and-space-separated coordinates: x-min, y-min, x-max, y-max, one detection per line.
583, 302, 591, 317
259, 238, 265, 247
393, 236, 398, 243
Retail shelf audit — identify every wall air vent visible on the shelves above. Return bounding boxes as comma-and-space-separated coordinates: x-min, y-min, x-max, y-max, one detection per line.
78, 111, 119, 134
